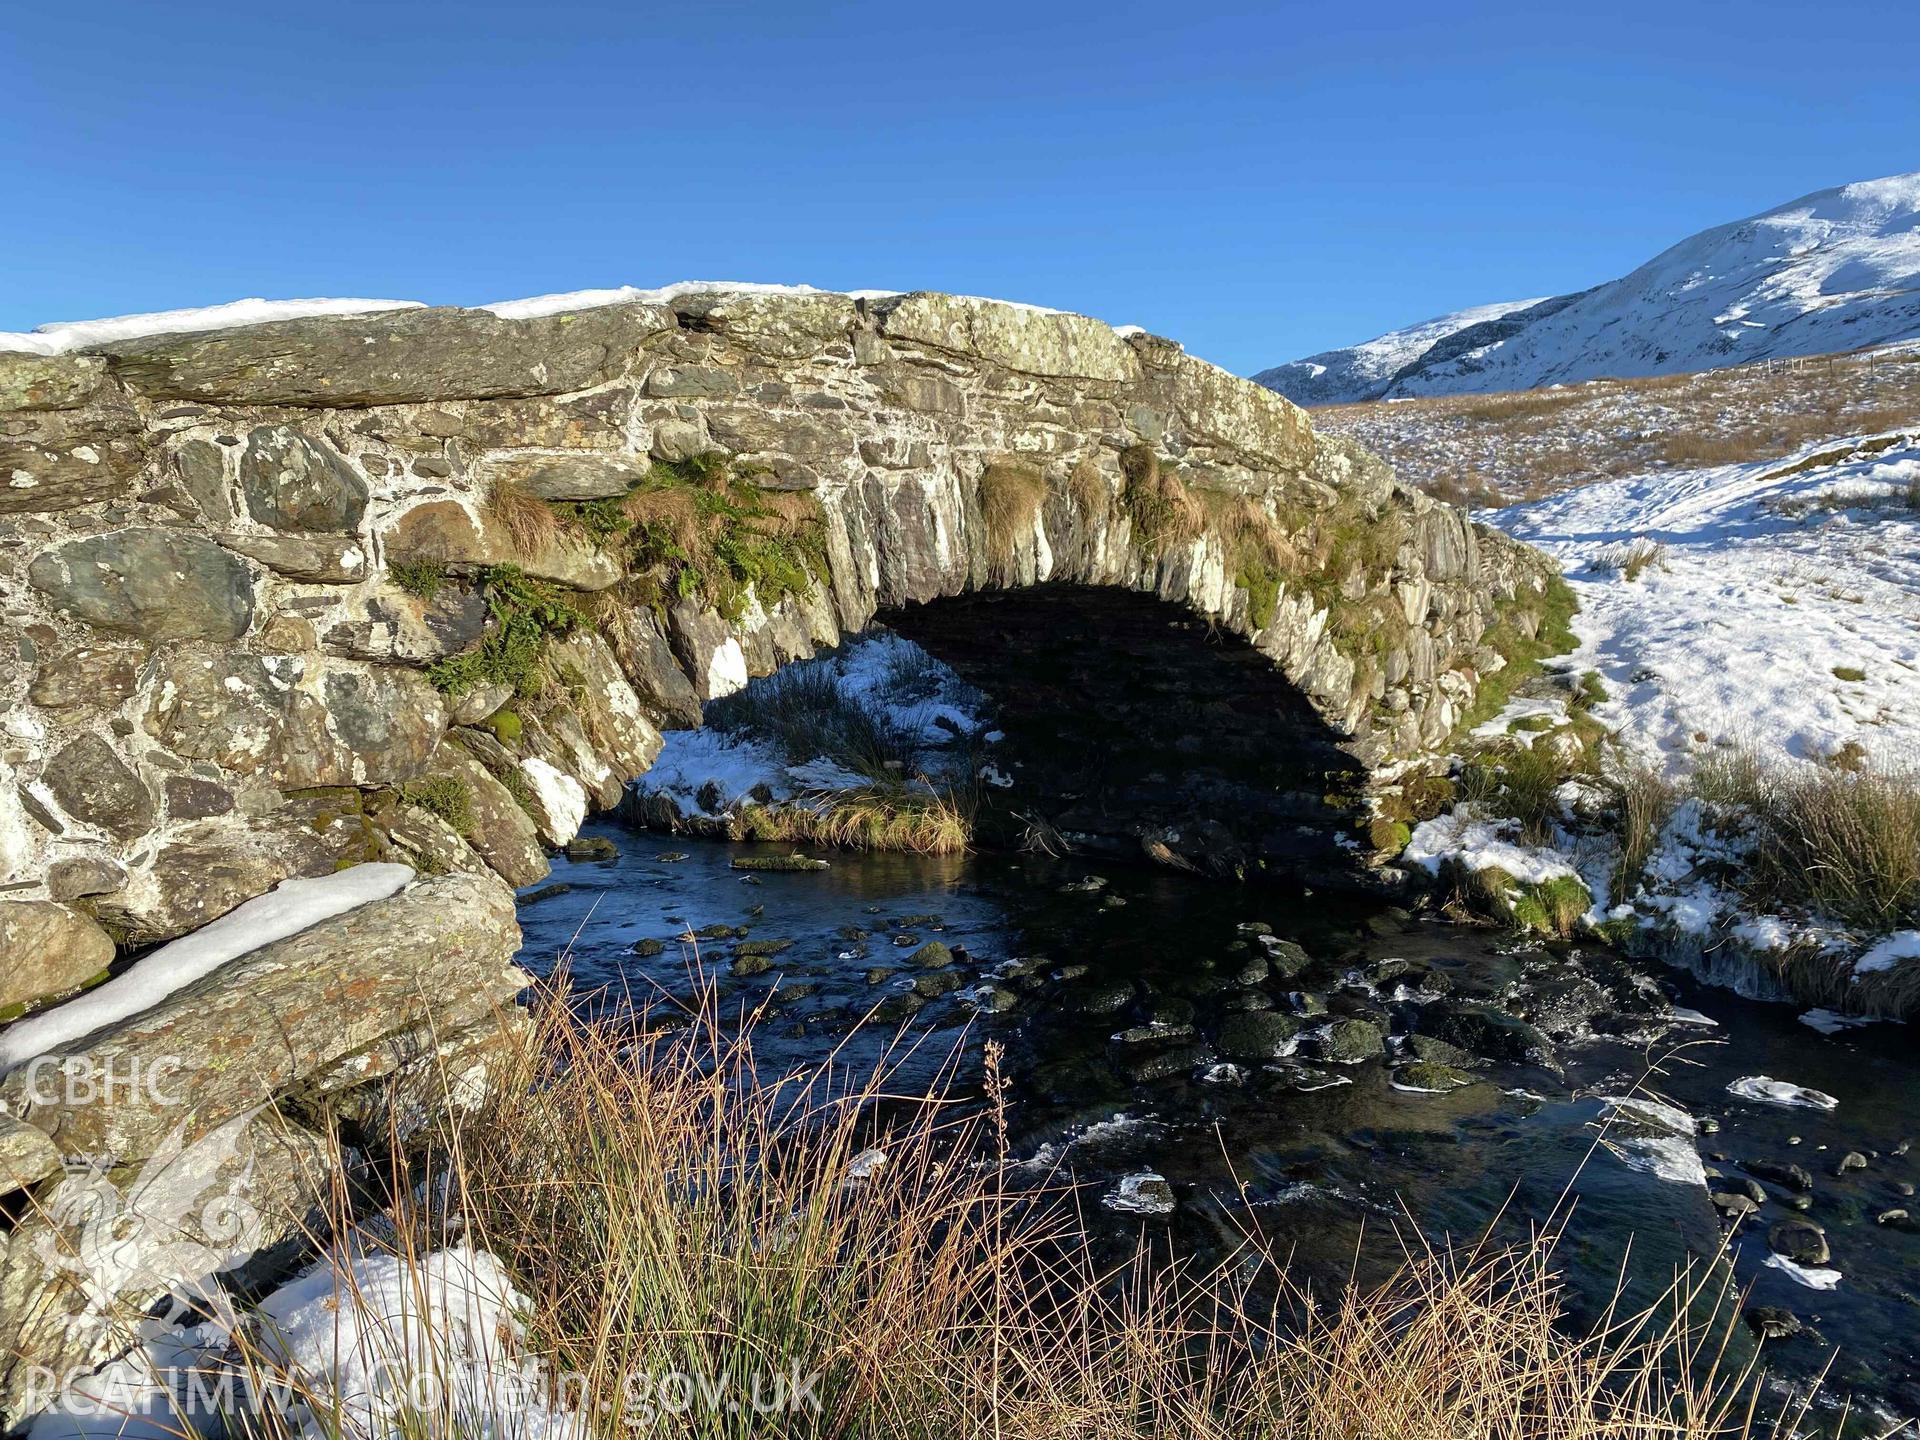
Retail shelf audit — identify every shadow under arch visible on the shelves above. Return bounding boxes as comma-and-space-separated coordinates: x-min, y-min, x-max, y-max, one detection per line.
877, 584, 1371, 886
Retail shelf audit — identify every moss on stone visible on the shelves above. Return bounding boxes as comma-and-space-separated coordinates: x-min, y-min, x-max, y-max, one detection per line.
426, 565, 586, 698
1369, 818, 1414, 854
397, 774, 474, 836
1509, 875, 1592, 938
500, 766, 539, 817
481, 707, 523, 746
389, 558, 446, 600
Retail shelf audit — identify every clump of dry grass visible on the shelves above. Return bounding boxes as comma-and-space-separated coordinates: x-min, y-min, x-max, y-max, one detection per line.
1604, 754, 1681, 901
1590, 537, 1668, 582
1200, 490, 1298, 625
483, 478, 565, 555
977, 459, 1048, 578
1461, 739, 1587, 846
1746, 755, 1920, 928
160, 992, 1809, 1439
1119, 444, 1204, 552
1065, 455, 1111, 521
620, 456, 825, 620
737, 785, 972, 855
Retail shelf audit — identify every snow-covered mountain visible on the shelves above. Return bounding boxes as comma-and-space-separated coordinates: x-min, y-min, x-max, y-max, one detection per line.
1256, 171, 1920, 404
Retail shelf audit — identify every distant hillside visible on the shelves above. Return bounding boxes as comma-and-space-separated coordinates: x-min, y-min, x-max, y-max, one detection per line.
1257, 171, 1920, 404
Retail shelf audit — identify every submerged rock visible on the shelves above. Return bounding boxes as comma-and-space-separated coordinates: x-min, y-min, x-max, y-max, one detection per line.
1767, 1219, 1830, 1267
731, 854, 830, 872
1318, 1018, 1385, 1064
1391, 1060, 1477, 1093
1744, 1305, 1802, 1341
1215, 1011, 1302, 1062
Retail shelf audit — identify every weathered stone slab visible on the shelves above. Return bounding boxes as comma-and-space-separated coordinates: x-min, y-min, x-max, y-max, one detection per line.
103, 303, 674, 406
430, 745, 550, 888
873, 293, 1141, 382
0, 354, 108, 412
384, 498, 621, 590
218, 531, 370, 583
26, 644, 147, 724
0, 418, 147, 515
40, 735, 153, 840
239, 425, 369, 533
480, 451, 649, 501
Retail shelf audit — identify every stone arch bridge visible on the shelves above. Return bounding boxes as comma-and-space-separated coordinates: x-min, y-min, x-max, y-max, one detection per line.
1, 288, 1560, 956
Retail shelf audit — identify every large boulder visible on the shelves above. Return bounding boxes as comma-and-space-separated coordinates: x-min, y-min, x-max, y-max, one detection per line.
26, 529, 256, 642
0, 1112, 333, 1427
0, 870, 526, 1164
0, 902, 114, 1012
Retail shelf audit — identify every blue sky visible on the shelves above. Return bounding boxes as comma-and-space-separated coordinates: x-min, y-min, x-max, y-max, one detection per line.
4, 1, 1916, 374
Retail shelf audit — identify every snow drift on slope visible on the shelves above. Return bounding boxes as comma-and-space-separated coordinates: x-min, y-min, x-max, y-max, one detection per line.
1258, 171, 1920, 403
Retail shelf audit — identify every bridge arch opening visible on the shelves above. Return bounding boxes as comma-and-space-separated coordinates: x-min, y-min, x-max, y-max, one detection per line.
636, 581, 1371, 887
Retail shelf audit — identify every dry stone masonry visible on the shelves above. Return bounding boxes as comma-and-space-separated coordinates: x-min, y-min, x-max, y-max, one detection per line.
3, 288, 1555, 954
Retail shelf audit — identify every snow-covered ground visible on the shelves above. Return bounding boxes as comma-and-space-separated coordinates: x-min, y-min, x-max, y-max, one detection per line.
1497, 431, 1920, 768
1259, 169, 1920, 403
636, 631, 994, 823
1405, 428, 1920, 1010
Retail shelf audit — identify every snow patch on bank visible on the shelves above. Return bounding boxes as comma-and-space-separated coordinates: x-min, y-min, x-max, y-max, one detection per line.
1854, 930, 1920, 976
1495, 432, 1920, 772
1401, 813, 1579, 886
0, 864, 414, 1072
636, 631, 990, 821
27, 1243, 581, 1439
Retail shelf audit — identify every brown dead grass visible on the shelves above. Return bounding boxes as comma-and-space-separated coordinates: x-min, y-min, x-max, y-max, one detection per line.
484, 478, 565, 555
1317, 345, 1920, 507
1119, 444, 1205, 551
978, 459, 1049, 576
1066, 455, 1111, 521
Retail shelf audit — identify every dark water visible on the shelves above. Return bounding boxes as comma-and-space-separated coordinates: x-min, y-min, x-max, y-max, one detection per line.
516, 823, 1920, 1424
